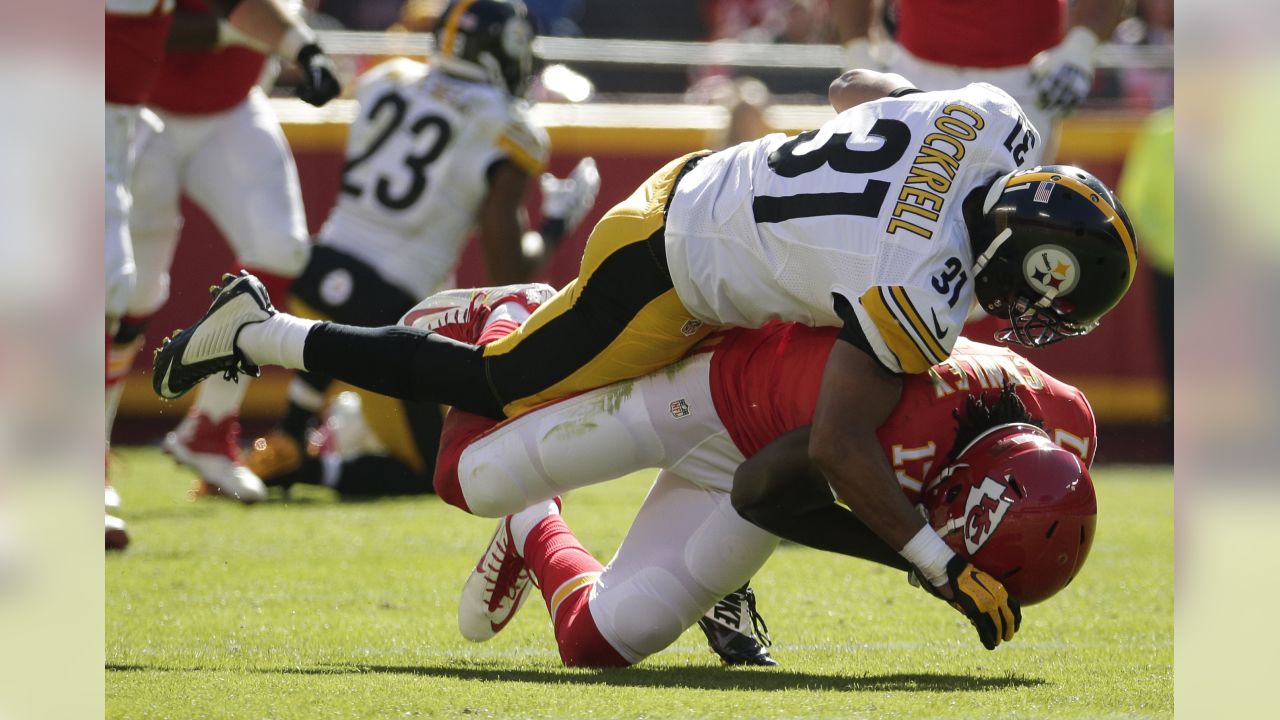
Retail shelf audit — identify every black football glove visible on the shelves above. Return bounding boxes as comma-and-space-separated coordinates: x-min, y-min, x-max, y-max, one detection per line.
295, 43, 341, 107
916, 555, 1022, 650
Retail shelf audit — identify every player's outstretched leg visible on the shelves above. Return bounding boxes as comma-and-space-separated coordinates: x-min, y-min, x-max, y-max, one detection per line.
153, 272, 504, 417
152, 272, 277, 400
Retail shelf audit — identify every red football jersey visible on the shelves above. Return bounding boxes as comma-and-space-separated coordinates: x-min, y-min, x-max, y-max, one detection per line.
709, 323, 1096, 503
148, 0, 268, 115
896, 0, 1065, 69
105, 1, 176, 105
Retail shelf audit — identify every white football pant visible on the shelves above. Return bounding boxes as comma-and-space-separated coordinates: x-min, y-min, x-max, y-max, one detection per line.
452, 350, 777, 663
105, 102, 140, 321
127, 87, 308, 317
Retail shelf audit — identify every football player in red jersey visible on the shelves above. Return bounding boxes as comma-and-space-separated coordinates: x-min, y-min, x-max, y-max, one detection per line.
429, 310, 1096, 665
106, 0, 177, 549
834, 0, 1127, 163
106, 0, 340, 504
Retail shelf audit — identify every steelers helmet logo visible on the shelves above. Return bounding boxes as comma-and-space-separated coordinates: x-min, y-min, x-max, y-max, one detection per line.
1023, 244, 1080, 297
320, 269, 354, 307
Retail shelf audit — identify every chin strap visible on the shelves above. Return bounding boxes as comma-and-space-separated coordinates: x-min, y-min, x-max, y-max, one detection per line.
972, 228, 1013, 277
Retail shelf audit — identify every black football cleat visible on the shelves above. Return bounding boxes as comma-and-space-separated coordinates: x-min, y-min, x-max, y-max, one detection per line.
697, 583, 777, 666
152, 271, 275, 400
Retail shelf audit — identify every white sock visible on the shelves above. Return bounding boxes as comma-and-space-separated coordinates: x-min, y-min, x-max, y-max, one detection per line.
320, 453, 342, 489
236, 314, 317, 371
508, 499, 560, 557
191, 373, 250, 423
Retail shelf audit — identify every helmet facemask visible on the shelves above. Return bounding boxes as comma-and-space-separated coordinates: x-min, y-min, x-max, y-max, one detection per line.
996, 297, 1099, 348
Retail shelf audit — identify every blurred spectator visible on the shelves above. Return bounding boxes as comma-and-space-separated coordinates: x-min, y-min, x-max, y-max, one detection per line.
577, 0, 707, 93
686, 75, 775, 147
526, 0, 585, 36
833, 0, 1127, 164
1117, 107, 1173, 424
318, 0, 406, 30
388, 0, 444, 31
1111, 0, 1174, 109
703, 0, 836, 44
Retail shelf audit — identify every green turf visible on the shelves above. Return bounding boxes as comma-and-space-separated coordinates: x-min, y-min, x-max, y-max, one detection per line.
106, 449, 1172, 719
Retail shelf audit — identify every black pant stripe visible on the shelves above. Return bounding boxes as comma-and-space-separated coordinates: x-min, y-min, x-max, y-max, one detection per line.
486, 229, 673, 405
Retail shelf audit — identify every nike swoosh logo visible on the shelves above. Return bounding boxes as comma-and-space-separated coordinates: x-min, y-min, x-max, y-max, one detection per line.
931, 309, 949, 338
968, 571, 991, 595
159, 355, 176, 398
401, 306, 457, 327
489, 586, 528, 632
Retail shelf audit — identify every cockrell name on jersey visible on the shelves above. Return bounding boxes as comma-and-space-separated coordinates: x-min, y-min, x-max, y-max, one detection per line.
887, 103, 987, 241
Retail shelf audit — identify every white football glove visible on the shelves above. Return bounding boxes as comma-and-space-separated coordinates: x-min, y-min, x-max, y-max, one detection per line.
1029, 26, 1101, 117
540, 157, 601, 238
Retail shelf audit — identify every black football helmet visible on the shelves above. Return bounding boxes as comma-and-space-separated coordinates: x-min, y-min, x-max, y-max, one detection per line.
970, 165, 1138, 347
432, 0, 536, 96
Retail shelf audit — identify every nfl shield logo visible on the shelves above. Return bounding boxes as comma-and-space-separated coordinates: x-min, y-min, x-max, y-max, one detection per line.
669, 399, 690, 419
680, 319, 703, 336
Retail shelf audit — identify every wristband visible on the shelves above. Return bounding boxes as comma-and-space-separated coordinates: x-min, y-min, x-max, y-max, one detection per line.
900, 524, 955, 587
278, 24, 316, 60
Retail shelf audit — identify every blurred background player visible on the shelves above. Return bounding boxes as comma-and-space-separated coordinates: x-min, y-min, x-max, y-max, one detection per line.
241, 0, 600, 494
1117, 106, 1173, 435
833, 0, 1126, 163
106, 0, 341, 502
106, 0, 176, 550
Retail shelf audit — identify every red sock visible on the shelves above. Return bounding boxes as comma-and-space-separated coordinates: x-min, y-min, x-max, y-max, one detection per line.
523, 515, 628, 668
235, 265, 294, 303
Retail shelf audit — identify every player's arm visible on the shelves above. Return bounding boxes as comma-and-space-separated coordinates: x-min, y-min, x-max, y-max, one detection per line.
1031, 0, 1126, 116
227, 0, 340, 105
1071, 0, 1127, 42
478, 160, 539, 284
732, 427, 907, 570
804, 310, 1020, 649
830, 0, 884, 70
478, 155, 602, 283
828, 69, 915, 113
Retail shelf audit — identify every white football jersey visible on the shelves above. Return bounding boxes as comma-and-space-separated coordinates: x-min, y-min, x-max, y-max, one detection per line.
665, 83, 1038, 374
320, 59, 549, 298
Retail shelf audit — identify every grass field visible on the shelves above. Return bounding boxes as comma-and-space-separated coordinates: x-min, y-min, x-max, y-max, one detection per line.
106, 448, 1172, 719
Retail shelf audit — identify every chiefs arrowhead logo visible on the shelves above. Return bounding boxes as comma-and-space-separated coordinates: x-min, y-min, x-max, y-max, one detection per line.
963, 475, 1015, 555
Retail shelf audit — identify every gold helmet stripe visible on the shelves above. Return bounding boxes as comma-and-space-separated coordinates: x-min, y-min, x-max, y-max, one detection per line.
1006, 171, 1138, 284
440, 0, 482, 57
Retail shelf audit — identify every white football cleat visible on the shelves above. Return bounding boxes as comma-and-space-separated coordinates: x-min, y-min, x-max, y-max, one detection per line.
458, 516, 533, 642
152, 271, 274, 400
163, 410, 267, 504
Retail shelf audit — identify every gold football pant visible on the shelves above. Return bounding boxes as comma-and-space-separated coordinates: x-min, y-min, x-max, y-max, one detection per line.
482, 151, 714, 418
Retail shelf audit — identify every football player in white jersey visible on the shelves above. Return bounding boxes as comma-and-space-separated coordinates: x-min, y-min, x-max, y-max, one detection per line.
236, 0, 600, 491
153, 68, 1137, 643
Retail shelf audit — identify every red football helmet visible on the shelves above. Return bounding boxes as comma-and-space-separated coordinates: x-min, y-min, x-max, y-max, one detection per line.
922, 423, 1097, 605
